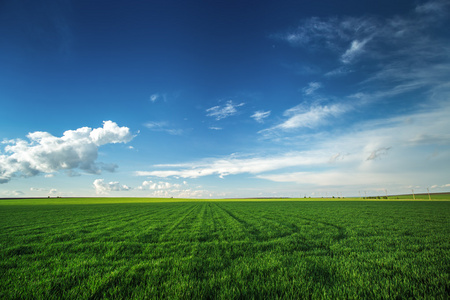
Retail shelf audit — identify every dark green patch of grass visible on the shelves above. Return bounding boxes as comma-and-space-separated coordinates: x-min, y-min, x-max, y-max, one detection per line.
0, 200, 449, 299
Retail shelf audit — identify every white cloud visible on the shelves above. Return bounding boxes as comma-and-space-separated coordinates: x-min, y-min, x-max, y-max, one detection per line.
206, 100, 245, 120
136, 101, 450, 193
136, 151, 327, 179
257, 104, 450, 188
341, 39, 370, 64
135, 180, 209, 198
144, 121, 183, 135
325, 66, 353, 77
277, 1, 449, 69
142, 188, 211, 198
2, 190, 24, 197
149, 92, 177, 104
261, 103, 348, 134
150, 94, 159, 102
208, 126, 223, 130
89, 121, 134, 146
0, 121, 134, 183
257, 171, 400, 187
251, 110, 271, 123
138, 180, 183, 190
302, 82, 322, 95
93, 179, 131, 195
277, 16, 377, 54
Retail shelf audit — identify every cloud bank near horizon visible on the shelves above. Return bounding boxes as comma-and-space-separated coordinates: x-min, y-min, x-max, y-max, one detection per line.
137, 102, 450, 190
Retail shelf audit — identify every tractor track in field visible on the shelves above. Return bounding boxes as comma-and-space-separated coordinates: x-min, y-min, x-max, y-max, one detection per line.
157, 204, 200, 242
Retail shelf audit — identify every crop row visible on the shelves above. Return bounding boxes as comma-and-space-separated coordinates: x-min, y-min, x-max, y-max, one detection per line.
0, 200, 448, 299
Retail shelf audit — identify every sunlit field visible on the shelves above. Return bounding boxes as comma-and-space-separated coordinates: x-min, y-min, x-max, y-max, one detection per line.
1, 198, 449, 299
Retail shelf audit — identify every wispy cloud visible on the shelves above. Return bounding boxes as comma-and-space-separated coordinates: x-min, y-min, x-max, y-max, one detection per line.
149, 92, 172, 103
136, 100, 450, 191
150, 94, 160, 102
415, 0, 450, 15
276, 16, 378, 56
2, 190, 25, 197
206, 100, 245, 120
261, 103, 349, 134
276, 0, 450, 70
136, 151, 326, 179
0, 121, 134, 183
324, 66, 353, 77
267, 0, 450, 141
144, 121, 183, 135
302, 82, 322, 95
251, 110, 271, 123
255, 169, 428, 188
341, 38, 370, 64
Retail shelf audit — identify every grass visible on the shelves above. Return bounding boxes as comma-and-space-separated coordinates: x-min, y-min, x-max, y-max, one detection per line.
1, 198, 449, 299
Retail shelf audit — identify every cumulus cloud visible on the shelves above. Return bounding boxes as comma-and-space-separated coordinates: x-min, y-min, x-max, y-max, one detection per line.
138, 180, 183, 190
89, 121, 133, 146
206, 100, 245, 120
93, 179, 131, 194
251, 110, 271, 123
143, 188, 211, 198
134, 180, 209, 198
0, 121, 134, 183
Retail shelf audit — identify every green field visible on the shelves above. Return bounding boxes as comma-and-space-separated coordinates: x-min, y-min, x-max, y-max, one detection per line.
1, 198, 449, 299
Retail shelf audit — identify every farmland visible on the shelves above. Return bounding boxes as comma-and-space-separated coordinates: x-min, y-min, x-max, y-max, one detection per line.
1, 199, 449, 299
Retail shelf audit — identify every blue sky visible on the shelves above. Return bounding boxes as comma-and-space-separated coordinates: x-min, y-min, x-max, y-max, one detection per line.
1, 0, 449, 198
